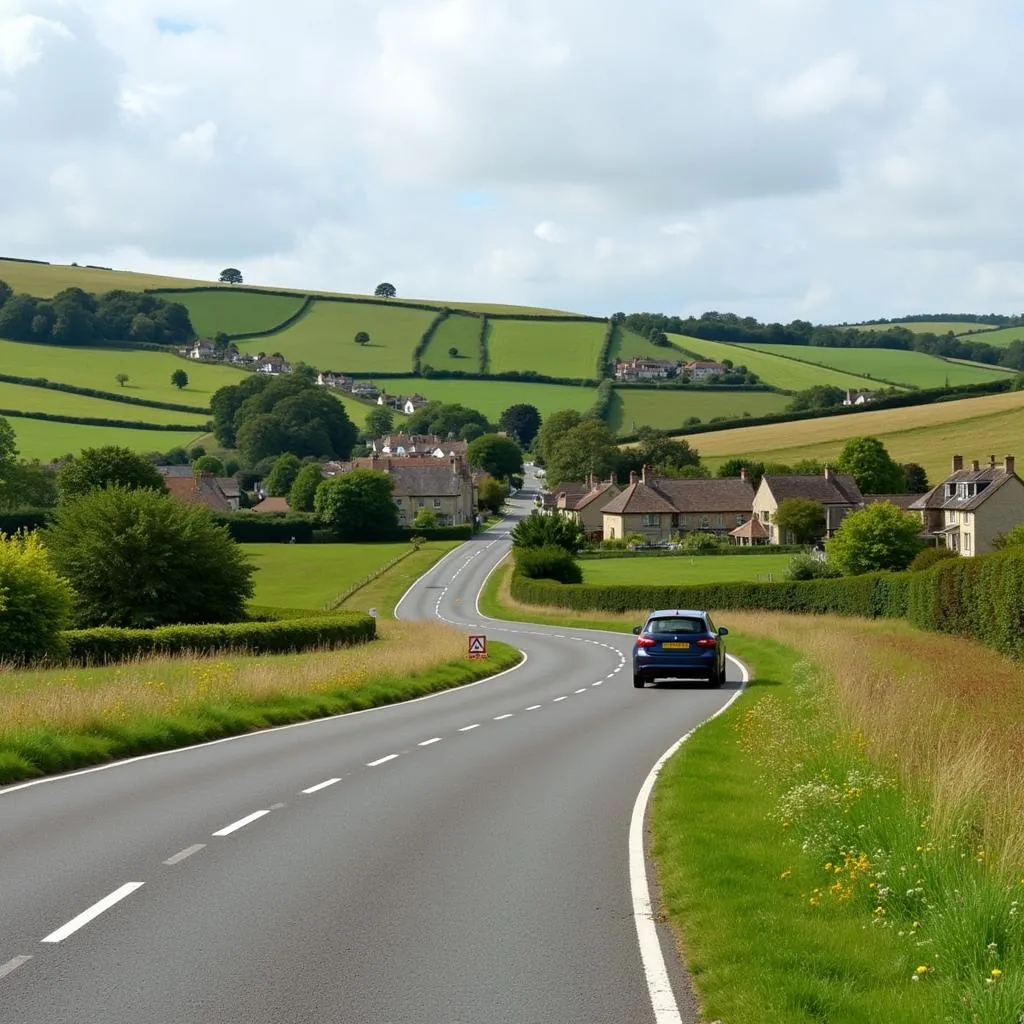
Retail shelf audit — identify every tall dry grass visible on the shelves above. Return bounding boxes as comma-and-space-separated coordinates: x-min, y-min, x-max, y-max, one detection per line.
0, 620, 466, 737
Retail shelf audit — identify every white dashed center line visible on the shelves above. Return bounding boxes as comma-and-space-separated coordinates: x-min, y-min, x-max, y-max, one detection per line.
458, 724, 480, 732
41, 882, 145, 943
302, 778, 341, 795
0, 956, 31, 979
163, 844, 206, 865
212, 810, 270, 837
494, 714, 514, 720
418, 737, 442, 747
575, 688, 587, 693
367, 754, 399, 767
552, 696, 568, 702
526, 705, 542, 711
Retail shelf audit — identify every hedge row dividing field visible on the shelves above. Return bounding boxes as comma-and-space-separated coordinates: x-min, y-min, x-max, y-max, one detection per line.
421, 312, 485, 372
0, 381, 210, 427
10, 420, 208, 462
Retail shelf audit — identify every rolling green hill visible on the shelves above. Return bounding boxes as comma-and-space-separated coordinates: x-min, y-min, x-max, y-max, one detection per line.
486, 319, 606, 379
10, 419, 208, 463
608, 388, 789, 435
149, 289, 307, 338
421, 314, 484, 372
408, 379, 598, 421
954, 325, 1024, 348
852, 320, 996, 335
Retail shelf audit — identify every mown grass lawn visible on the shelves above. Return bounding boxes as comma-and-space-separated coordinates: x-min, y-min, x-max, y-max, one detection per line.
242, 299, 437, 373
741, 342, 1014, 388
581, 553, 794, 586
421, 313, 484, 372
487, 319, 607, 379
9, 418, 207, 462
150, 289, 306, 338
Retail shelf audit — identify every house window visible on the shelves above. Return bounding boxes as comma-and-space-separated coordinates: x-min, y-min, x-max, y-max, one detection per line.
641, 514, 659, 527
700, 516, 710, 530
433, 498, 442, 508
761, 510, 770, 523
418, 499, 425, 507
964, 533, 972, 554
678, 515, 687, 529
715, 513, 724, 528
736, 514, 746, 525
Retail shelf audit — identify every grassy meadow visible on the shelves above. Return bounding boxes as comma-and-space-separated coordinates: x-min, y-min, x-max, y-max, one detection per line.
421, 313, 484, 372
411, 378, 597, 421
609, 327, 685, 364
670, 334, 881, 391
852, 320, 996, 335
581, 553, 794, 585
242, 299, 436, 373
960, 325, 1024, 348
486, 319, 607, 379
151, 289, 306, 337
741, 342, 1014, 388
0, 258, 212, 296
608, 386, 789, 434
677, 389, 1024, 483
0, 381, 209, 426
10, 419, 207, 462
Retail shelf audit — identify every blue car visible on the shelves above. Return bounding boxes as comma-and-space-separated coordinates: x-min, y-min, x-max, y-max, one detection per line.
631, 609, 729, 688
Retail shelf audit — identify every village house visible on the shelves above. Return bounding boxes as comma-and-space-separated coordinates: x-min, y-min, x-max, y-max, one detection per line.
188, 339, 216, 360
600, 468, 755, 543
551, 475, 621, 539
256, 354, 292, 375
370, 433, 468, 459
751, 468, 864, 545
350, 381, 380, 398
158, 467, 239, 513
251, 496, 292, 514
909, 454, 1024, 556
682, 360, 728, 380
843, 389, 875, 406
613, 357, 679, 381
401, 394, 431, 415
317, 371, 352, 390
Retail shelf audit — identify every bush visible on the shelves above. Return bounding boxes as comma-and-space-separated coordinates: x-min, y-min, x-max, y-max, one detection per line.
212, 512, 314, 543
784, 553, 841, 580
0, 532, 73, 663
57, 446, 168, 499
681, 532, 721, 553
45, 486, 255, 628
514, 545, 583, 584
63, 612, 376, 665
909, 546, 959, 572
510, 511, 585, 552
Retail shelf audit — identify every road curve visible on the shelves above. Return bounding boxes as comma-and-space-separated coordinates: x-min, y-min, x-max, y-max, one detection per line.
0, 488, 742, 1024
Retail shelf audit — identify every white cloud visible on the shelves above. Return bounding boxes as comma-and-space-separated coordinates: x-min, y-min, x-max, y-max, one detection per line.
762, 53, 885, 119
534, 220, 567, 244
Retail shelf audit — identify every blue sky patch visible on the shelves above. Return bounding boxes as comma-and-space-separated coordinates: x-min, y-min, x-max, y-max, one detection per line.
155, 16, 200, 35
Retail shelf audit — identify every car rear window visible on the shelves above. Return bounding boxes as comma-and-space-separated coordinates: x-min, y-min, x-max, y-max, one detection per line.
646, 617, 705, 635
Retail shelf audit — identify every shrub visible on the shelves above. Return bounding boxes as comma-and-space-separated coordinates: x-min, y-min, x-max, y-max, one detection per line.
681, 532, 721, 553
213, 512, 314, 544
63, 612, 376, 665
784, 553, 841, 580
510, 511, 585, 552
514, 545, 583, 584
909, 546, 959, 572
44, 486, 255, 628
0, 531, 73, 663
57, 446, 167, 500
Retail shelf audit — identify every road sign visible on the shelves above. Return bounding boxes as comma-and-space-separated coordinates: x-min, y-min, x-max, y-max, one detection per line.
468, 635, 487, 660
369, 608, 378, 618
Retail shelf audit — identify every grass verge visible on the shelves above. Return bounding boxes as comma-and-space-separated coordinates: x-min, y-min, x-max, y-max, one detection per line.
339, 541, 461, 618
0, 620, 521, 785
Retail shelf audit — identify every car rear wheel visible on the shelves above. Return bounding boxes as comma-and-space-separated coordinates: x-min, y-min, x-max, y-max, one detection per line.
710, 663, 726, 688
633, 673, 645, 688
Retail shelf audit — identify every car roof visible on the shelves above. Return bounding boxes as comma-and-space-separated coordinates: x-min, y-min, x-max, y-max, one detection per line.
647, 609, 708, 618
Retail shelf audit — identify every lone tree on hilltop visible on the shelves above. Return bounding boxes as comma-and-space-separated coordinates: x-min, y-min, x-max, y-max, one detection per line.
374, 282, 396, 299
448, 346, 459, 358
219, 268, 243, 285
354, 331, 370, 346
171, 369, 189, 390
115, 373, 129, 387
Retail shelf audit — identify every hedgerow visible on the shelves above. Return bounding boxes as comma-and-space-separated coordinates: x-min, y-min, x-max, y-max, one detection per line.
0, 374, 210, 414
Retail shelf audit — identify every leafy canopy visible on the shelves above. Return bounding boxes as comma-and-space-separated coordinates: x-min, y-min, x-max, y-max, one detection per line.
288, 464, 324, 513
498, 404, 541, 447
466, 434, 523, 480
58, 446, 167, 501
772, 498, 826, 544
836, 436, 907, 494
510, 511, 585, 553
827, 502, 925, 575
314, 470, 398, 540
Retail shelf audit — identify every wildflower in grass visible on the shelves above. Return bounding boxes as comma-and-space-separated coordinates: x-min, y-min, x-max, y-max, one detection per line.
780, 869, 792, 880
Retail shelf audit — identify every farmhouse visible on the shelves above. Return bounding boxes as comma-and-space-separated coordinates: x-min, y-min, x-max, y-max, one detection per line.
682, 360, 727, 380
843, 389, 875, 406
256, 355, 292, 375
552, 475, 622, 539
350, 381, 380, 398
613, 357, 678, 381
909, 454, 1024, 556
317, 371, 352, 390
601, 468, 755, 543
159, 468, 238, 513
189, 339, 215, 360
751, 469, 864, 545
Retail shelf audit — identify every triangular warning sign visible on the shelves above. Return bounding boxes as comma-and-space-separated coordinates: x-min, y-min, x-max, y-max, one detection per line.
468, 635, 486, 654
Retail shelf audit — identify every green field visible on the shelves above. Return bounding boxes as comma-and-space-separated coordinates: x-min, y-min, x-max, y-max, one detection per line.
487, 320, 607, 379
9, 418, 207, 462
327, 389, 406, 432
852, 320, 995, 335
610, 328, 685, 364
955, 324, 1024, 347
0, 337, 245, 403
0, 381, 209, 426
241, 300, 437, 373
409, 378, 597, 421
247, 541, 434, 609
677, 389, 1024, 484
421, 313, 484, 372
740, 342, 1013, 388
669, 335, 877, 391
582, 553, 794, 586
608, 387, 789, 435
150, 290, 306, 338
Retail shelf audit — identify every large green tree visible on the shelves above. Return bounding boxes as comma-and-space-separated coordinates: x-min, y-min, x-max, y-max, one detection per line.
827, 502, 925, 575
535, 409, 583, 467
510, 511, 585, 553
618, 428, 701, 478
772, 498, 826, 544
57, 446, 167, 501
717, 458, 766, 489
0, 461, 58, 512
405, 401, 489, 439
374, 282, 397, 298
545, 420, 618, 486
786, 385, 846, 413
0, 532, 73, 664
314, 470, 399, 540
363, 406, 393, 440
836, 437, 907, 494
498, 404, 542, 447
192, 455, 225, 476
44, 486, 254, 627
264, 454, 303, 497
467, 434, 524, 480
288, 464, 324, 513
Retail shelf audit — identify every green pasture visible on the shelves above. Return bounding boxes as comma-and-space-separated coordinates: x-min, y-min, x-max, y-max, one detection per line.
740, 343, 1013, 388
410, 378, 597, 421
328, 389, 407, 431
150, 289, 306, 338
608, 387, 789, 435
9, 417, 207, 462
421, 313, 484, 372
487, 320, 607, 379
0, 259, 212, 297
0, 381, 209, 426
669, 335, 882, 391
582, 553, 794, 586
955, 324, 1024, 347
247, 541, 433, 609
242, 300, 436, 373
852, 320, 995, 335
609, 328, 682, 364
0, 337, 245, 404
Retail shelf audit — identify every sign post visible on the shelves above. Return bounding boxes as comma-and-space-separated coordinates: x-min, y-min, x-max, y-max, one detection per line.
467, 635, 487, 660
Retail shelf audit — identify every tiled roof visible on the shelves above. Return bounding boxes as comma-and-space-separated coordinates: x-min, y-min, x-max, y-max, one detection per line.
601, 482, 678, 515
864, 493, 926, 510
252, 496, 291, 513
730, 517, 769, 539
909, 466, 1020, 512
762, 473, 863, 505
165, 475, 233, 513
654, 476, 754, 512
388, 465, 467, 498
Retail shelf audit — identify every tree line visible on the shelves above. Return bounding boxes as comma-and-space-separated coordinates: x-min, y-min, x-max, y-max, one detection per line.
0, 280, 194, 347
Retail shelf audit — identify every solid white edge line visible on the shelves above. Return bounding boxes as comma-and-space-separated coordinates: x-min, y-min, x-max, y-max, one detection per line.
629, 655, 750, 1024
163, 843, 206, 865
41, 882, 145, 944
302, 778, 341, 795
366, 754, 399, 767
0, 955, 31, 979
212, 809, 270, 837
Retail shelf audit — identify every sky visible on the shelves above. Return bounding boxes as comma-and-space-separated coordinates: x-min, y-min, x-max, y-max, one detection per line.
2, 0, 1024, 322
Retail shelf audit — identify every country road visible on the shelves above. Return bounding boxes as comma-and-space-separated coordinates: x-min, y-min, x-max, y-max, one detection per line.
0, 484, 743, 1024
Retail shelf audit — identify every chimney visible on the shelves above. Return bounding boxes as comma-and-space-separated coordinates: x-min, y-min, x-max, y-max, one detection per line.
823, 465, 832, 480
990, 455, 997, 468
629, 471, 638, 486
641, 464, 648, 485
450, 455, 459, 475
588, 472, 595, 489
1007, 455, 1016, 476
971, 460, 980, 472
740, 467, 748, 482
952, 454, 963, 472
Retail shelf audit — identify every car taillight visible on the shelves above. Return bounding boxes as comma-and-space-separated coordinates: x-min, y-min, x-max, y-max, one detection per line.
696, 638, 717, 648
635, 635, 657, 648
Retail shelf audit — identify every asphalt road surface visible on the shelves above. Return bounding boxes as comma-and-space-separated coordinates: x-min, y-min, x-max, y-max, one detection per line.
0, 485, 743, 1024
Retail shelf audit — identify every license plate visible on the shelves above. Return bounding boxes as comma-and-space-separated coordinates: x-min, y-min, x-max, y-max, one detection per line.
662, 642, 690, 649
